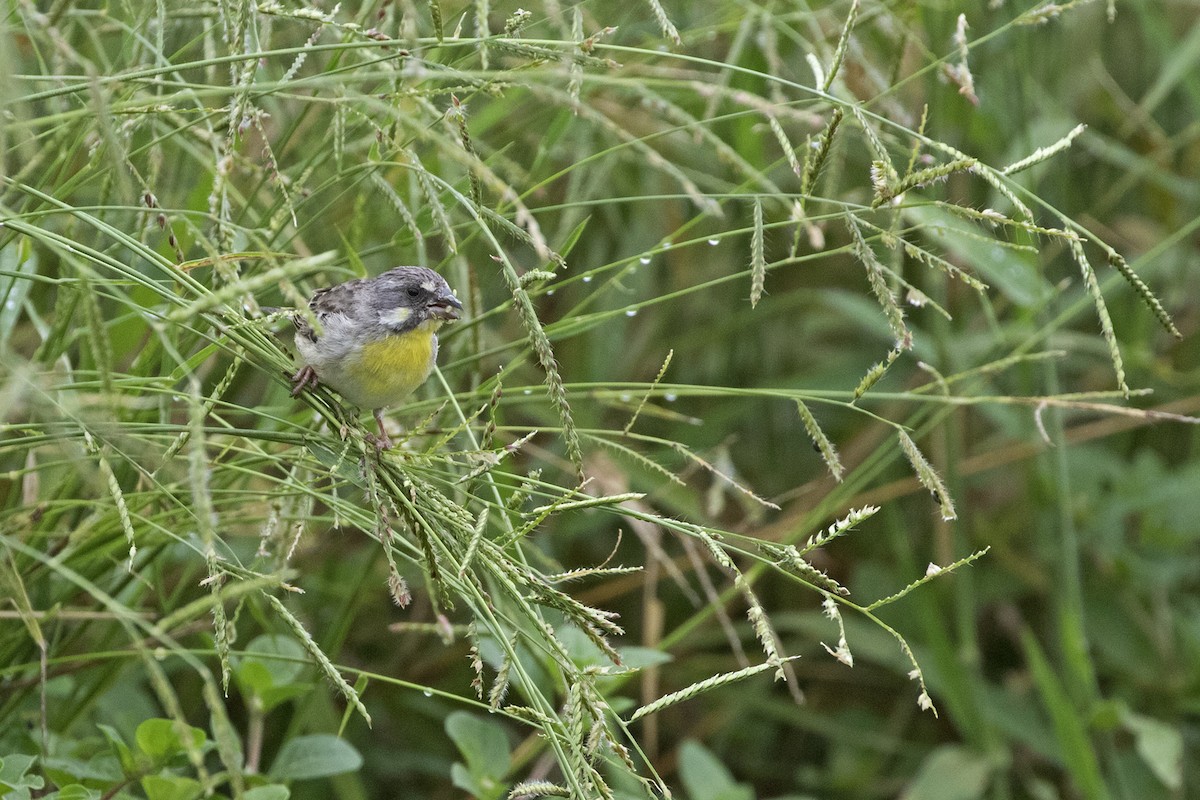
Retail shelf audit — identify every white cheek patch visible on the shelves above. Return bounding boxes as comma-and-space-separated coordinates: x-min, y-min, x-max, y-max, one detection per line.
381, 307, 412, 326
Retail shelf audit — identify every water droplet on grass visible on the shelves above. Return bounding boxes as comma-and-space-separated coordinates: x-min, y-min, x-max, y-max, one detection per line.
639, 256, 651, 265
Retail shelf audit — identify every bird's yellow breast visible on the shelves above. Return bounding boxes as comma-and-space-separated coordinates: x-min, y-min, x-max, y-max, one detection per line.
341, 328, 437, 409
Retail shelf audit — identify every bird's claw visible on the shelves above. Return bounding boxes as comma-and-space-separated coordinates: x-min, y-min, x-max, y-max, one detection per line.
366, 432, 393, 451
290, 365, 319, 397
371, 408, 394, 451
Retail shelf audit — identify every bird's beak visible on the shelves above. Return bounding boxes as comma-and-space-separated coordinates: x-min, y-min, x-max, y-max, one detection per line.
428, 292, 463, 321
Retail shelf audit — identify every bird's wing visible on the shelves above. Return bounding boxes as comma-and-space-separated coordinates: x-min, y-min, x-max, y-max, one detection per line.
294, 278, 365, 342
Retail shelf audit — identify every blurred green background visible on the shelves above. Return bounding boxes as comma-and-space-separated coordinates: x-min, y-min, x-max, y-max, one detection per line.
1, 1, 1197, 799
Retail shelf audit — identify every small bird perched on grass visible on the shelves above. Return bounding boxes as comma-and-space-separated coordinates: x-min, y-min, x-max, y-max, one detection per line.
289, 266, 463, 450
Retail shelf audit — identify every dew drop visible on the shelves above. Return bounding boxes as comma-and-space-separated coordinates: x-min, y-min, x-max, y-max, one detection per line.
639, 256, 651, 265
523, 389, 533, 395
619, 393, 633, 403
582, 275, 592, 283
625, 309, 638, 317
545, 289, 555, 295
664, 393, 677, 402
707, 238, 719, 246
422, 689, 433, 697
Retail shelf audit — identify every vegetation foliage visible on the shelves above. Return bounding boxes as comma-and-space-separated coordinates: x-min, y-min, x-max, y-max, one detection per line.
1, 1, 1197, 799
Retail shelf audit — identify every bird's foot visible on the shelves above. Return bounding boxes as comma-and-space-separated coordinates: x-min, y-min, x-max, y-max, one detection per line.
371, 409, 395, 451
365, 432, 393, 451
290, 365, 319, 397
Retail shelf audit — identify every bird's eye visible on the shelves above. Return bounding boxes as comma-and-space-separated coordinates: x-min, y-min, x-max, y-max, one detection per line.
406, 287, 421, 298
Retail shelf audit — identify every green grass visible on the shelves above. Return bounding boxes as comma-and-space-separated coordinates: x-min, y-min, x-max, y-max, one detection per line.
1, 1, 1197, 799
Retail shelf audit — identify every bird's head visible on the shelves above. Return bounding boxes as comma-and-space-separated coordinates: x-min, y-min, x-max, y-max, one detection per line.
373, 266, 464, 332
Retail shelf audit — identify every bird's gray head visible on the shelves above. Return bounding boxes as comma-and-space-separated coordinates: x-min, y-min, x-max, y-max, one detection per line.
370, 266, 463, 333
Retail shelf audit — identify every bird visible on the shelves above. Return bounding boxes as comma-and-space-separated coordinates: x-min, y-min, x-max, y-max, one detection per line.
288, 266, 463, 450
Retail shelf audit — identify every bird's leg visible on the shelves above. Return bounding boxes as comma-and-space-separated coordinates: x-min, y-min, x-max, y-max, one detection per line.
370, 408, 394, 451
290, 365, 319, 397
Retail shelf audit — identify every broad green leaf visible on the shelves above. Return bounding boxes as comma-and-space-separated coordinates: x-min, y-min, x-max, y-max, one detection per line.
134, 719, 207, 764
234, 662, 311, 713
678, 740, 753, 800
243, 785, 291, 800
615, 646, 674, 670
449, 760, 507, 800
898, 745, 992, 800
234, 661, 276, 699
42, 754, 122, 786
236, 635, 308, 685
48, 785, 101, 800
140, 774, 203, 800
268, 735, 362, 781
556, 623, 605, 666
97, 724, 138, 775
1123, 712, 1182, 791
445, 711, 511, 782
450, 762, 481, 797
0, 754, 45, 794
234, 635, 311, 712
